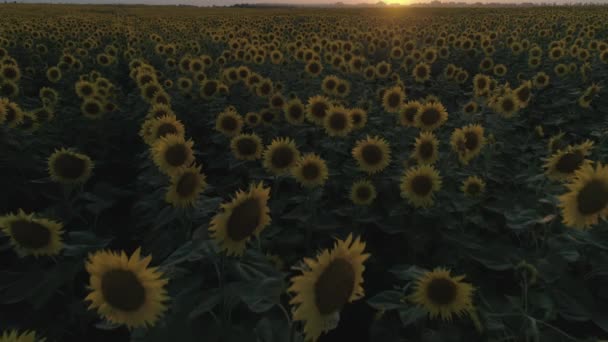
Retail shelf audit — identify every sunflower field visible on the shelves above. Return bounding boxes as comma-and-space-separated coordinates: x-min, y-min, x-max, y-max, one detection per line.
1, 4, 608, 342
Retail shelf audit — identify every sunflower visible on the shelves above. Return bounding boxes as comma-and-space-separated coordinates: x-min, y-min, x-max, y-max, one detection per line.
263, 137, 300, 175
473, 74, 491, 97
165, 164, 207, 208
323, 106, 353, 137
200, 79, 219, 99
46, 66, 61, 83
400, 165, 442, 208
0, 330, 38, 342
335, 80, 351, 98
85, 248, 169, 328
321, 75, 340, 95
462, 101, 478, 115
81, 98, 104, 119
151, 135, 195, 176
352, 136, 391, 174
284, 98, 306, 125
559, 163, 608, 229
305, 60, 323, 77
269, 93, 286, 110
513, 81, 532, 107
413, 63, 431, 83
495, 93, 520, 118
230, 133, 263, 161
410, 267, 475, 321
415, 102, 448, 131
215, 108, 243, 137
450, 124, 485, 164
289, 234, 369, 342
292, 154, 329, 188
18, 112, 39, 133
382, 86, 405, 113
244, 111, 261, 127
0, 80, 19, 98
145, 115, 185, 145
48, 148, 94, 185
544, 141, 593, 181
461, 176, 486, 196
75, 80, 97, 98
398, 101, 421, 127
209, 182, 271, 256
350, 180, 377, 206
306, 95, 331, 126
0, 210, 63, 257
349, 108, 367, 130
412, 131, 439, 165
533, 72, 550, 89
146, 103, 174, 120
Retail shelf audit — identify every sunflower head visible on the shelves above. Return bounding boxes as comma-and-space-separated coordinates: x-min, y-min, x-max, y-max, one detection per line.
352, 136, 391, 174
0, 210, 63, 257
292, 153, 329, 188
349, 108, 367, 130
85, 248, 169, 328
284, 98, 306, 125
400, 164, 442, 208
306, 95, 331, 126
230, 133, 263, 161
209, 182, 271, 256
415, 102, 448, 131
263, 137, 301, 175
413, 63, 431, 83
165, 164, 207, 208
413, 131, 439, 165
399, 101, 421, 127
215, 108, 244, 137
410, 267, 475, 321
151, 134, 195, 176
462, 176, 486, 197
559, 163, 608, 229
323, 105, 353, 137
350, 180, 377, 206
382, 86, 406, 113
545, 143, 593, 181
48, 148, 94, 185
0, 330, 38, 342
450, 124, 486, 164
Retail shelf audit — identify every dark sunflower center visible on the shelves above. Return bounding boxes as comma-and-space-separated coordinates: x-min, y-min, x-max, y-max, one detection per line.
308, 63, 320, 73
325, 80, 336, 90
9, 219, 51, 249
288, 105, 303, 119
203, 82, 217, 96
3, 67, 16, 79
329, 113, 347, 131
387, 93, 401, 108
221, 116, 238, 131
314, 258, 356, 315
419, 141, 434, 159
464, 132, 479, 150
337, 84, 347, 94
302, 163, 320, 180
555, 151, 584, 174
416, 67, 428, 78
236, 138, 258, 156
466, 182, 481, 195
405, 107, 418, 122
271, 97, 284, 107
176, 172, 198, 197
426, 277, 458, 306
226, 198, 261, 241
85, 102, 101, 115
165, 144, 188, 166
260, 83, 271, 94
411, 175, 433, 196
516, 87, 530, 102
156, 123, 178, 138
261, 111, 274, 122
501, 98, 515, 112
271, 146, 295, 169
101, 269, 146, 312
356, 186, 372, 200
53, 153, 86, 179
312, 102, 328, 119
145, 86, 159, 99
351, 113, 362, 124
361, 144, 383, 165
476, 78, 487, 89
576, 180, 608, 215
420, 108, 440, 126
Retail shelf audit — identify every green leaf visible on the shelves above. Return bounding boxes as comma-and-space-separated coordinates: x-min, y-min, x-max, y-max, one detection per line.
188, 288, 223, 320
398, 305, 426, 326
367, 290, 407, 311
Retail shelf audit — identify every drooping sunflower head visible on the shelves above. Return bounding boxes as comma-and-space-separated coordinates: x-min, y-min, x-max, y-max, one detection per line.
352, 136, 391, 174
230, 133, 263, 161
215, 108, 243, 137
0, 210, 63, 257
145, 115, 185, 145
514, 81, 532, 107
410, 267, 475, 321
165, 164, 207, 208
85, 248, 169, 329
473, 74, 491, 97
350, 180, 377, 206
544, 143, 593, 181
292, 153, 329, 188
382, 86, 406, 113
399, 101, 422, 127
209, 182, 271, 256
400, 164, 442, 208
323, 105, 353, 137
461, 176, 486, 197
262, 137, 301, 175
48, 148, 94, 185
349, 108, 368, 130
151, 134, 195, 176
289, 234, 370, 341
284, 98, 306, 125
306, 95, 331, 126
415, 102, 448, 131
559, 163, 608, 229
413, 131, 439, 165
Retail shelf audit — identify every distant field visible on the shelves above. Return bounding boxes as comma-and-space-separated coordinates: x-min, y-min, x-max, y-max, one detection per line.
1, 4, 607, 342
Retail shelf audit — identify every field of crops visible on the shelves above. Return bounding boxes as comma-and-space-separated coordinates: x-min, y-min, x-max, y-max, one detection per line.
1, 4, 608, 342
